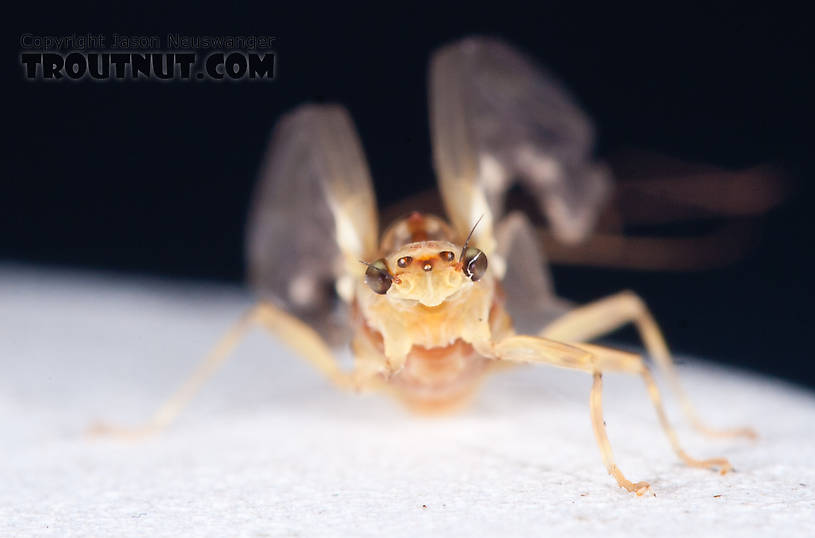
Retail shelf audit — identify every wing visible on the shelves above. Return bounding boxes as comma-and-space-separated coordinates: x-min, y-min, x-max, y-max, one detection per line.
429, 36, 611, 247
495, 212, 572, 334
246, 104, 378, 346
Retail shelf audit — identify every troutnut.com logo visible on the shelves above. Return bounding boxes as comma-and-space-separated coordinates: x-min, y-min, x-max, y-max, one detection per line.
20, 33, 277, 82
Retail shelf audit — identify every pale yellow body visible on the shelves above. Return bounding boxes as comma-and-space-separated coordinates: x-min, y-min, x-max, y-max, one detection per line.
351, 239, 507, 412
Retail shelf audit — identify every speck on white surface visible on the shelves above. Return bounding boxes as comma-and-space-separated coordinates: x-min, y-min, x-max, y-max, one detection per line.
1, 265, 814, 537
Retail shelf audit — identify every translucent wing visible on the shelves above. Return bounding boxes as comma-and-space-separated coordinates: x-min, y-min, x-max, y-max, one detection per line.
429, 36, 611, 247
495, 212, 571, 334
246, 104, 378, 345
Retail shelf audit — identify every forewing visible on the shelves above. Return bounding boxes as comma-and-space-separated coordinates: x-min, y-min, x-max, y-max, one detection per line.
246, 104, 378, 346
429, 40, 497, 255
429, 36, 611, 246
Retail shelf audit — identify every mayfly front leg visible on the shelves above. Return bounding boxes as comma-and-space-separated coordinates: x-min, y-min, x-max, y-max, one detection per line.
542, 292, 757, 439
493, 335, 732, 494
89, 302, 381, 439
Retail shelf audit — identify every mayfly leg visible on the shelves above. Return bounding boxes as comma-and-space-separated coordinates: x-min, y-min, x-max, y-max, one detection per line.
494, 335, 732, 494
541, 291, 757, 440
89, 302, 374, 439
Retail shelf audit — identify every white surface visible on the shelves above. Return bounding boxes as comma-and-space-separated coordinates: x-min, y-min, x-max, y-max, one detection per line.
1, 265, 814, 537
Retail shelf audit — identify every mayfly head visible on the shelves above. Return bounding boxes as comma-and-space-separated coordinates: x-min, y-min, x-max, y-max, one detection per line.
362, 216, 488, 307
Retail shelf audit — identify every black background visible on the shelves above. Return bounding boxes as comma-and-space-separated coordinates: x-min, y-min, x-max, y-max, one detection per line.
7, 6, 813, 387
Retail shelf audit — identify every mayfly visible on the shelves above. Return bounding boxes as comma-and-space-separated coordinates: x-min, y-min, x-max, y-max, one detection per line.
94, 37, 755, 494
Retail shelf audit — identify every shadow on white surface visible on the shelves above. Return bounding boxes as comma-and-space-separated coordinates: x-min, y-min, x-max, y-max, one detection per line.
2, 265, 814, 537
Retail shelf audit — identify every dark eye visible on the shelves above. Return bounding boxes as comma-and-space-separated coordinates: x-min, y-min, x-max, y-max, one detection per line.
397, 256, 413, 268
461, 247, 488, 281
365, 258, 392, 294
439, 251, 455, 262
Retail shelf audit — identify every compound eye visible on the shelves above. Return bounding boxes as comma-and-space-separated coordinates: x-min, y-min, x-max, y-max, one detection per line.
365, 258, 392, 295
461, 247, 488, 281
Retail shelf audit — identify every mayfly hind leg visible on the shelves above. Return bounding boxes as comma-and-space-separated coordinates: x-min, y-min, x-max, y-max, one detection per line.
540, 291, 756, 439
89, 302, 378, 439
494, 335, 732, 494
